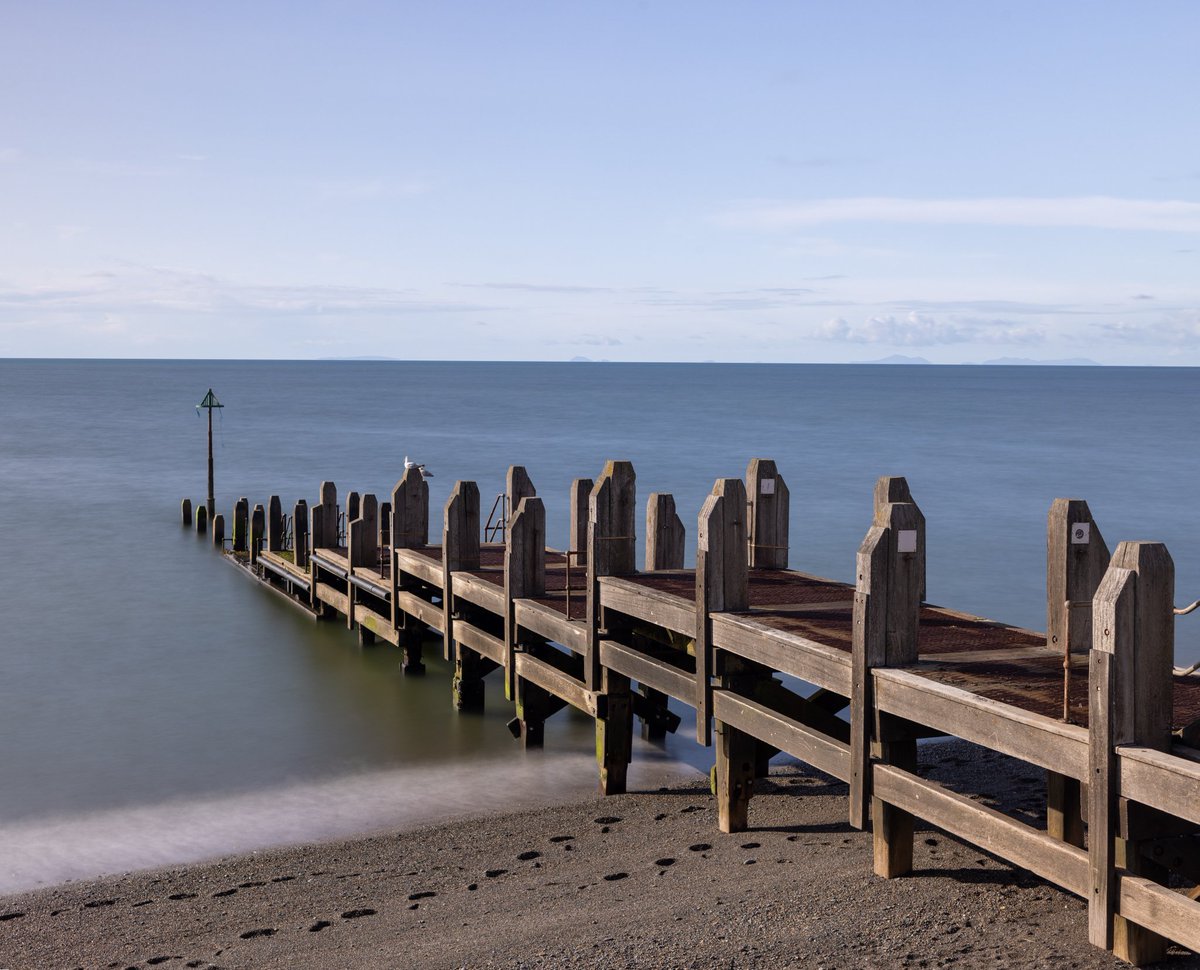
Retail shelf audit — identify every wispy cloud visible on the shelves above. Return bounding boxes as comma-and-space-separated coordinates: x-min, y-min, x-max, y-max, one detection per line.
818, 312, 1045, 346
453, 282, 618, 294
1096, 312, 1200, 346
719, 197, 1200, 232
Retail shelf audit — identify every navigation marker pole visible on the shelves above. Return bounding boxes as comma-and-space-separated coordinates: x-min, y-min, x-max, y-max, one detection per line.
197, 389, 224, 519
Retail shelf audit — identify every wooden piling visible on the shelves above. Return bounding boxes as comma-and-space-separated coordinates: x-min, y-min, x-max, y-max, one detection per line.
212, 512, 224, 546
873, 477, 925, 602
645, 493, 685, 570
747, 459, 789, 569
181, 498, 192, 527
506, 496, 546, 728
349, 494, 378, 568
570, 477, 594, 569
506, 466, 536, 530
379, 501, 391, 553
1089, 542, 1175, 964
195, 505, 208, 534
250, 503, 264, 566
391, 466, 429, 551
346, 491, 360, 529
233, 497, 249, 553
266, 495, 283, 553
316, 482, 337, 550
293, 500, 308, 569
444, 481, 481, 703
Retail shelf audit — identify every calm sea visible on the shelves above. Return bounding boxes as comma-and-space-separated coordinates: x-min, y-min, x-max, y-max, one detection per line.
1, 359, 1198, 892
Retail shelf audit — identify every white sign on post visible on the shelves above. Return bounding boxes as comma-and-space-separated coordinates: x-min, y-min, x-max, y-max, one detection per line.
1071, 522, 1091, 545
898, 530, 918, 553
760, 478, 775, 495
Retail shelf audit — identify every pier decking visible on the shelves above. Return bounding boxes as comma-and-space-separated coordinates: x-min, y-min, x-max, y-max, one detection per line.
194, 459, 1200, 966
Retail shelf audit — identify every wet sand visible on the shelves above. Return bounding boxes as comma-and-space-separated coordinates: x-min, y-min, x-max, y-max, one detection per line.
3, 741, 1198, 970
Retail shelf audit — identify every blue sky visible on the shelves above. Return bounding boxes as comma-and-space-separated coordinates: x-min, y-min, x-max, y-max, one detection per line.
2, 2, 1198, 363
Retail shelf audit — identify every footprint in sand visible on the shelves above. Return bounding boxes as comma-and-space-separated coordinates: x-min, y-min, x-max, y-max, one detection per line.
485, 869, 507, 878
146, 957, 177, 965
517, 851, 540, 861
132, 900, 153, 908
167, 893, 198, 901
212, 889, 238, 898
408, 892, 436, 901
688, 843, 711, 852
655, 858, 675, 867
680, 806, 705, 814
741, 842, 760, 850
84, 899, 116, 908
0, 911, 24, 921
341, 908, 376, 919
309, 920, 331, 932
238, 881, 267, 888
603, 872, 628, 881
549, 835, 574, 843
271, 875, 296, 883
593, 816, 621, 824
239, 928, 276, 939
654, 813, 668, 821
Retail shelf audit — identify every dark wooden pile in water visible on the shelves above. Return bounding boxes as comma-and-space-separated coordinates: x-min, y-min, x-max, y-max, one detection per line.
185, 459, 1200, 966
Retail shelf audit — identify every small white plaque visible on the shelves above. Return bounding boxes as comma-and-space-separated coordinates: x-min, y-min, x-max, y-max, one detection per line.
1071, 522, 1091, 545
898, 529, 918, 553
760, 478, 776, 495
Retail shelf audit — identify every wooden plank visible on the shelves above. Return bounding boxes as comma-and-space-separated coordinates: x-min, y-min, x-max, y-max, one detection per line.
695, 492, 724, 747
747, 458, 789, 569
713, 689, 850, 781
873, 764, 1090, 897
314, 582, 349, 615
395, 590, 444, 633
599, 639, 693, 703
454, 619, 506, 665
873, 668, 1089, 780
356, 604, 400, 646
710, 613, 852, 694
452, 571, 506, 615
514, 652, 600, 717
395, 548, 443, 588
600, 575, 695, 635
513, 600, 587, 654
1117, 746, 1200, 827
1118, 874, 1200, 955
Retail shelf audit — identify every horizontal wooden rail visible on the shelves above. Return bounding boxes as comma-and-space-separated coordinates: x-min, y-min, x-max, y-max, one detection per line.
394, 590, 444, 633
711, 613, 852, 695
514, 652, 601, 718
1118, 874, 1200, 954
599, 639, 693, 704
1117, 745, 1200, 827
453, 619, 506, 666
599, 576, 695, 636
713, 689, 850, 782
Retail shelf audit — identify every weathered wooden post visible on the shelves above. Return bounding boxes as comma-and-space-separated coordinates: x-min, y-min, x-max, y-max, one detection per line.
1088, 542, 1174, 965
645, 493, 685, 570
345, 491, 360, 544
507, 497, 547, 745
747, 459, 789, 569
506, 466, 536, 532
848, 500, 921, 878
266, 495, 284, 553
873, 476, 925, 601
293, 500, 308, 569
1047, 498, 1110, 847
444, 481, 482, 706
348, 494, 379, 638
391, 467, 429, 675
701, 479, 756, 831
588, 461, 636, 795
313, 482, 337, 550
379, 502, 391, 554
250, 503, 265, 566
195, 504, 208, 534
570, 478, 593, 569
232, 497, 249, 553
181, 498, 192, 527
211, 513, 224, 546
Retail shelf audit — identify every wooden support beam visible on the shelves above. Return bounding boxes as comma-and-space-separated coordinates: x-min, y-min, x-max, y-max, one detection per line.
747, 458, 789, 569
266, 495, 283, 552
873, 477, 925, 602
233, 496, 249, 553
506, 496, 546, 698
315, 482, 337, 550
442, 480, 480, 663
586, 461, 636, 690
1047, 498, 1110, 655
293, 499, 308, 570
391, 466, 429, 550
349, 493, 378, 568
570, 477, 593, 569
506, 465, 536, 530
850, 523, 888, 830
346, 490, 360, 526
250, 503, 264, 566
378, 501, 390, 553
646, 493, 685, 570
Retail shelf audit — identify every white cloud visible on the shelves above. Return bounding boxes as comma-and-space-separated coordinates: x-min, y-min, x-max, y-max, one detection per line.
720, 197, 1200, 233
818, 312, 1044, 346
1097, 313, 1200, 345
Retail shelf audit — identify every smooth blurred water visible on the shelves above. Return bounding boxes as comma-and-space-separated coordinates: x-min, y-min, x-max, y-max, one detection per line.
1, 359, 1198, 890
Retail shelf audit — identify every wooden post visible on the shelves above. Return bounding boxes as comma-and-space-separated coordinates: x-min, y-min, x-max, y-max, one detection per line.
379, 501, 391, 554
181, 498, 192, 527
444, 481, 481, 704
391, 467, 429, 676
645, 493, 685, 570
506, 466, 536, 531
873, 477, 925, 602
315, 482, 337, 550
850, 520, 889, 831
506, 497, 546, 736
349, 494, 378, 568
1089, 542, 1175, 963
747, 458, 789, 569
195, 504, 208, 534
293, 500, 309, 570
266, 495, 283, 552
570, 477, 593, 569
588, 461, 636, 795
250, 503, 264, 566
233, 497, 249, 553
211, 513, 224, 546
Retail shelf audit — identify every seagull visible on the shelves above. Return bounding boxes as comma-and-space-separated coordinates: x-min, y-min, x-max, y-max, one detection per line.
404, 455, 433, 478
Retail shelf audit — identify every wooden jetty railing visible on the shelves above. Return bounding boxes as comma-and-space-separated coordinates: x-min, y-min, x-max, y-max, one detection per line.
190, 459, 1200, 966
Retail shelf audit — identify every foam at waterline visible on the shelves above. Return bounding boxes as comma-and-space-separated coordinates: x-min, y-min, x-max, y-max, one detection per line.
0, 749, 703, 896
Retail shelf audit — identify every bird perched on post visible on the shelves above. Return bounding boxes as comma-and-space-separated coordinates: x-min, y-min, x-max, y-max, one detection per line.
404, 456, 433, 478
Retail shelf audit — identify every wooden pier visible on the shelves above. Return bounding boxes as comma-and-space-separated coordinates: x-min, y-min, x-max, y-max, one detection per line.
188, 459, 1200, 965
